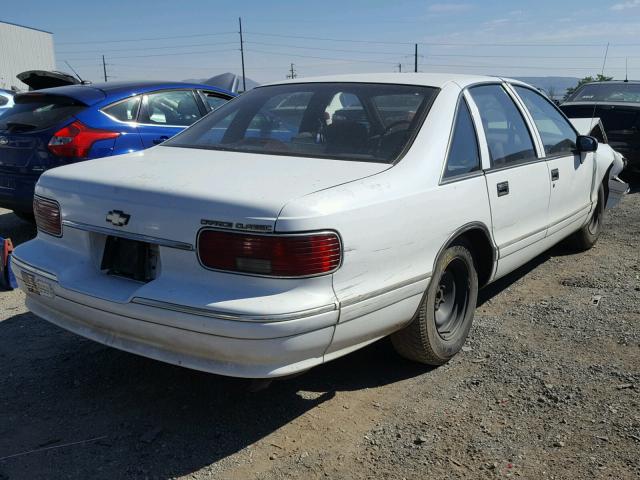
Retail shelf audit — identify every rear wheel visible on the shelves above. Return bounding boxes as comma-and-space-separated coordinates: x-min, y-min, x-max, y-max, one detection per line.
391, 241, 478, 365
570, 183, 604, 251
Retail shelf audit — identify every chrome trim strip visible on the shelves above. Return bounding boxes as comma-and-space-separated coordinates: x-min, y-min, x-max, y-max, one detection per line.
10, 256, 58, 281
131, 297, 337, 322
339, 273, 431, 308
62, 220, 194, 251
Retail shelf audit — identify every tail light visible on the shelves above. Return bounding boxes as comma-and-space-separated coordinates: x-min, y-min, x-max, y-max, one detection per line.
197, 230, 341, 277
33, 196, 62, 237
48, 120, 119, 159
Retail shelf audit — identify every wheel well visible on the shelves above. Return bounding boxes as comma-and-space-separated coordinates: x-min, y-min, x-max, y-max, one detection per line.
602, 163, 613, 205
454, 228, 494, 287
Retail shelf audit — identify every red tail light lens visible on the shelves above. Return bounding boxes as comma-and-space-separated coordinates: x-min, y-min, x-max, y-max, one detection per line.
198, 230, 341, 277
33, 196, 62, 237
48, 120, 119, 159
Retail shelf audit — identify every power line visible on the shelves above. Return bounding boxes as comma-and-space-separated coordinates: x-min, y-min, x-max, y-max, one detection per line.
245, 40, 406, 56
57, 31, 236, 45
57, 41, 238, 55
62, 48, 238, 61
246, 48, 397, 65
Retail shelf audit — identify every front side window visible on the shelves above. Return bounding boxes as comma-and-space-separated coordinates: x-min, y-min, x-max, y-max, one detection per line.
469, 84, 536, 167
443, 98, 480, 179
102, 96, 141, 122
514, 86, 576, 156
164, 83, 438, 163
139, 90, 201, 126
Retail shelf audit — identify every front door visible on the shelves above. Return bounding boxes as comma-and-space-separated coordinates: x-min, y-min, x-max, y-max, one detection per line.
137, 90, 203, 148
512, 85, 593, 237
467, 84, 550, 278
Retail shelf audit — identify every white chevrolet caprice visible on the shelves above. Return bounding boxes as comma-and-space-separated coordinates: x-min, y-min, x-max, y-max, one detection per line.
12, 74, 627, 378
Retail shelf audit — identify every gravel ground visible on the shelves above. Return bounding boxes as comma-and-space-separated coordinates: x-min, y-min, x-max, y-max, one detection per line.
0, 185, 638, 480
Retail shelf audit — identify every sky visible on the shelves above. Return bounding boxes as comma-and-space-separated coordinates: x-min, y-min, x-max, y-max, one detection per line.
3, 0, 640, 84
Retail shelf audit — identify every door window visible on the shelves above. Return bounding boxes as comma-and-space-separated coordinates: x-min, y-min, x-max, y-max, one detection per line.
139, 90, 201, 126
202, 91, 230, 111
469, 85, 536, 167
443, 98, 480, 179
102, 96, 141, 122
513, 86, 577, 156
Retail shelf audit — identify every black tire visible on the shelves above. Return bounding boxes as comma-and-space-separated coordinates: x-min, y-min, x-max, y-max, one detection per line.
391, 240, 478, 365
570, 183, 604, 251
12, 211, 35, 223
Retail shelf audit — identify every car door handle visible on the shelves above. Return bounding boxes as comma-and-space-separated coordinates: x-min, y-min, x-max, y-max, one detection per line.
551, 168, 559, 181
496, 181, 509, 197
153, 136, 169, 145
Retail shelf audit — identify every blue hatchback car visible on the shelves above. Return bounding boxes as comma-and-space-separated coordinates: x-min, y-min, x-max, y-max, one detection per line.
0, 81, 234, 218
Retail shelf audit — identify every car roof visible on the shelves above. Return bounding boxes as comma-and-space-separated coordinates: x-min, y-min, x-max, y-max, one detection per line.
263, 72, 512, 89
15, 81, 234, 106
581, 80, 640, 85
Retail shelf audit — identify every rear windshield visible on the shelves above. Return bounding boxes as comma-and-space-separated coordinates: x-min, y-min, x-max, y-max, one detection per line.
568, 83, 640, 103
0, 94, 85, 132
164, 82, 438, 163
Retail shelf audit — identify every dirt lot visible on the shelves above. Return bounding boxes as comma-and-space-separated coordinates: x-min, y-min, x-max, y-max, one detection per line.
0, 186, 638, 480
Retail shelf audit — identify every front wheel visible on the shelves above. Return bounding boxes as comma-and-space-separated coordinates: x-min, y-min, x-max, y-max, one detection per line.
569, 183, 604, 251
391, 241, 478, 365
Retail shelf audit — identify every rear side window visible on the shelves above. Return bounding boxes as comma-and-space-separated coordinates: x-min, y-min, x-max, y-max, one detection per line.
102, 96, 141, 122
202, 91, 229, 111
443, 98, 480, 179
469, 84, 536, 167
0, 94, 84, 132
514, 86, 576, 156
139, 90, 201, 126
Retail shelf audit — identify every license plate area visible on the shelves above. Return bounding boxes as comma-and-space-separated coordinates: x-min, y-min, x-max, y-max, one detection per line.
100, 236, 158, 283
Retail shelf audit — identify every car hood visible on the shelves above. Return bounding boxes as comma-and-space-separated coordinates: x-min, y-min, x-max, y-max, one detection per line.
36, 146, 390, 242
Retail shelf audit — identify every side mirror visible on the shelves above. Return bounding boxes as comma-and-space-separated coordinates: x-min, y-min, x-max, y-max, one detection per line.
577, 135, 598, 153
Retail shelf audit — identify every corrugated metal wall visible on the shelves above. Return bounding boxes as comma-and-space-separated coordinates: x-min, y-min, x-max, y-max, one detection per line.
0, 22, 55, 91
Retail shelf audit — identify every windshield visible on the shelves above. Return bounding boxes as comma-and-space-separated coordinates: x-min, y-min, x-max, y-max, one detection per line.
568, 83, 640, 103
0, 94, 85, 132
164, 82, 438, 163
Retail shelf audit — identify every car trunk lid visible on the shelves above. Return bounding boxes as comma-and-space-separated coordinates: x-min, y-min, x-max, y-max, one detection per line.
36, 145, 390, 245
0, 93, 89, 169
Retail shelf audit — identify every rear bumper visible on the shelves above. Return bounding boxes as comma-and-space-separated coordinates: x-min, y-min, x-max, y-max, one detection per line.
11, 256, 338, 378
0, 171, 39, 212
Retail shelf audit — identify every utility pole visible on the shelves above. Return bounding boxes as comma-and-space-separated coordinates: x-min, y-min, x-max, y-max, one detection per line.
287, 63, 297, 79
239, 17, 246, 92
102, 55, 108, 82
397, 63, 402, 73
414, 44, 418, 73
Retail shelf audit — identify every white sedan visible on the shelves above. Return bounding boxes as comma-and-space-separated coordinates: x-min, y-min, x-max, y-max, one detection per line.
11, 74, 627, 378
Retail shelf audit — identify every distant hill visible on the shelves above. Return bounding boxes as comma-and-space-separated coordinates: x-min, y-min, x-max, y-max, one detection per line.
514, 76, 581, 100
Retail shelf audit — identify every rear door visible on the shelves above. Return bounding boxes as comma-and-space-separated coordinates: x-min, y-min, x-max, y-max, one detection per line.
137, 90, 206, 148
467, 84, 550, 273
512, 85, 592, 237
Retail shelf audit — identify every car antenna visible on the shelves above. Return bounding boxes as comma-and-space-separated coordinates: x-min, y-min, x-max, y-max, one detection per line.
590, 42, 609, 131
64, 61, 88, 84
624, 57, 628, 82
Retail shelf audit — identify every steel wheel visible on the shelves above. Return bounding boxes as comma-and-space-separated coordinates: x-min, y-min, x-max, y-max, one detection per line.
434, 258, 471, 341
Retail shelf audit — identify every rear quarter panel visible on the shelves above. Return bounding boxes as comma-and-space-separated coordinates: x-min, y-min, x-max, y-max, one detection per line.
276, 82, 493, 318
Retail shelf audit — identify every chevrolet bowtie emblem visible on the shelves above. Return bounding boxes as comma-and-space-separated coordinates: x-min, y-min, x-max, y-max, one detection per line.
106, 210, 130, 227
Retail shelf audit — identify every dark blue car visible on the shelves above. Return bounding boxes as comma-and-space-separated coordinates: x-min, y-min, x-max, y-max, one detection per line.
0, 81, 234, 218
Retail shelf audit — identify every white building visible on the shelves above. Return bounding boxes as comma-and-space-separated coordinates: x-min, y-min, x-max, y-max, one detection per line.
0, 21, 55, 91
